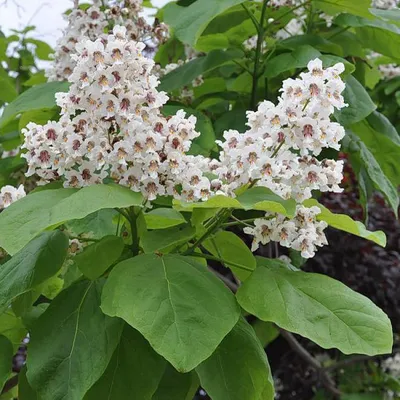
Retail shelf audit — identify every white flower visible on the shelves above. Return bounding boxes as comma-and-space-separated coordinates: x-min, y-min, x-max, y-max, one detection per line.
0, 185, 26, 209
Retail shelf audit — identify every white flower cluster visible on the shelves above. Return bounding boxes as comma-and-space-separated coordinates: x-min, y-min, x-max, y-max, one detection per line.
244, 205, 328, 258
379, 63, 400, 79
372, 0, 400, 8
215, 59, 346, 202
0, 185, 26, 209
47, 0, 168, 81
23, 26, 214, 202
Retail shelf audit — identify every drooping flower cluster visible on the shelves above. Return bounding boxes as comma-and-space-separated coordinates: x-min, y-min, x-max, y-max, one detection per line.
0, 185, 26, 209
23, 26, 214, 202
244, 205, 328, 258
47, 0, 168, 81
214, 58, 346, 202
372, 0, 400, 8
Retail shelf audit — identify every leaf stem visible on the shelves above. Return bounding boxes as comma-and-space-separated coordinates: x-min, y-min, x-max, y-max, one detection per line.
250, 0, 269, 110
127, 207, 140, 256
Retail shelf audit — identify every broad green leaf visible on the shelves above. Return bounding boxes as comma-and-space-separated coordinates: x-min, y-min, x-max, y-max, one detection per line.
65, 209, 118, 240
159, 49, 242, 92
237, 259, 393, 356
152, 365, 199, 400
175, 187, 296, 217
345, 132, 399, 216
0, 335, 13, 392
203, 231, 256, 280
0, 77, 18, 103
0, 230, 69, 313
335, 75, 376, 126
314, 0, 372, 18
0, 310, 26, 351
351, 119, 400, 187
164, 0, 246, 46
303, 199, 386, 246
366, 111, 400, 146
145, 208, 186, 230
27, 280, 123, 400
265, 45, 321, 78
73, 236, 124, 280
370, 7, 400, 24
101, 254, 240, 372
85, 324, 166, 400
214, 109, 247, 140
162, 105, 217, 155
0, 81, 69, 129
141, 224, 196, 253
196, 318, 274, 400
18, 366, 38, 400
0, 184, 143, 255
22, 71, 47, 87
335, 14, 400, 60
19, 108, 60, 130
252, 320, 279, 347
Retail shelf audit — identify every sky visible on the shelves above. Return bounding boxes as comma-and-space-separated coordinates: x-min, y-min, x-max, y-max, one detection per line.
0, 0, 170, 46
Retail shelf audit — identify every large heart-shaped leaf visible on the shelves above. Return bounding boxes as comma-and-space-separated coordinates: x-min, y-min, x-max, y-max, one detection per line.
27, 280, 123, 400
196, 318, 274, 400
237, 259, 393, 356
0, 184, 142, 255
0, 230, 69, 313
101, 254, 240, 372
84, 324, 166, 400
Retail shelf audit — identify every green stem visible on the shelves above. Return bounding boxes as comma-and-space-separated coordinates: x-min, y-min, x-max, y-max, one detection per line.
250, 0, 269, 110
183, 209, 232, 255
241, 3, 261, 33
222, 217, 257, 228
128, 207, 140, 256
271, 139, 285, 157
189, 253, 254, 272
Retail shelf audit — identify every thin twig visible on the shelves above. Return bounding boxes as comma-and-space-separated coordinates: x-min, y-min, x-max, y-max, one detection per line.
280, 329, 341, 398
326, 355, 375, 372
209, 268, 238, 292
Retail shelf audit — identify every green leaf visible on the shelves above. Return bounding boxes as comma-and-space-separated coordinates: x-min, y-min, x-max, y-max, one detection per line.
152, 365, 199, 400
19, 108, 60, 130
345, 131, 399, 216
252, 320, 279, 347
314, 0, 372, 18
303, 199, 386, 246
0, 310, 26, 351
144, 208, 186, 230
22, 71, 47, 87
237, 259, 393, 356
18, 366, 38, 400
159, 49, 242, 92
65, 209, 118, 240
0, 335, 13, 392
164, 0, 246, 46
174, 187, 296, 217
25, 39, 53, 60
203, 231, 256, 280
0, 81, 69, 129
162, 105, 217, 155
154, 36, 185, 68
0, 230, 69, 313
74, 236, 124, 280
0, 184, 143, 255
279, 34, 343, 55
27, 280, 123, 400
351, 119, 400, 187
84, 324, 166, 400
335, 13, 400, 60
366, 111, 400, 146
335, 75, 376, 126
101, 254, 240, 372
141, 224, 196, 253
0, 77, 18, 103
265, 45, 321, 78
196, 318, 274, 400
